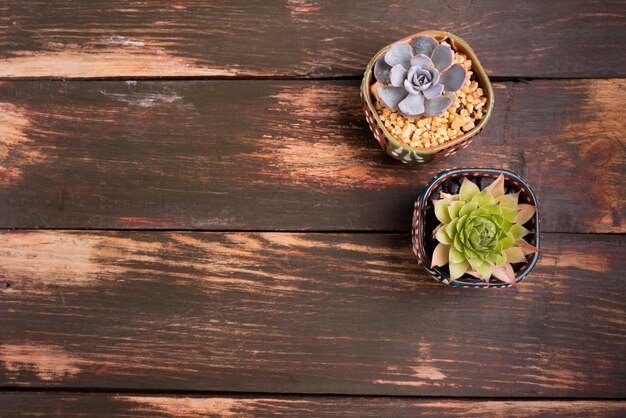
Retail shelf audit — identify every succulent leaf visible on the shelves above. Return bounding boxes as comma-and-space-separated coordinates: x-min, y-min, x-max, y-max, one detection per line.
484, 174, 505, 198
423, 93, 454, 116
439, 191, 459, 202
398, 93, 425, 117
385, 42, 413, 68
475, 261, 492, 280
374, 56, 392, 84
377, 86, 408, 110
431, 175, 539, 284
447, 217, 459, 235
459, 201, 478, 218
449, 246, 465, 263
423, 83, 444, 100
439, 63, 466, 92
499, 233, 516, 250
501, 207, 517, 222
436, 226, 453, 245
450, 260, 470, 280
471, 191, 495, 206
467, 256, 483, 271
448, 200, 464, 219
516, 239, 539, 256
431, 44, 454, 71
410, 54, 432, 70
492, 264, 516, 285
389, 64, 408, 87
504, 246, 527, 264
509, 224, 529, 240
516, 204, 536, 225
411, 35, 438, 57
459, 178, 480, 201
429, 67, 441, 86
431, 243, 450, 267
496, 193, 519, 209
434, 199, 451, 224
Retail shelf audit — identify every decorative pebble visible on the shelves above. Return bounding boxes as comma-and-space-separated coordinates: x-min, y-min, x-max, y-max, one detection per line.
375, 50, 488, 149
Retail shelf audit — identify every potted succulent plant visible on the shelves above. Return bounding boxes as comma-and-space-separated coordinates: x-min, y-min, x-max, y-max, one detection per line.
361, 30, 494, 163
412, 169, 540, 287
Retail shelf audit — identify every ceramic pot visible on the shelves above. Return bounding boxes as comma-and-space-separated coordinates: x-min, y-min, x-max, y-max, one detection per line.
412, 168, 540, 287
361, 30, 494, 163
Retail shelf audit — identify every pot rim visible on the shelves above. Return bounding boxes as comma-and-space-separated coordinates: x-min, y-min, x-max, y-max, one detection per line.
361, 30, 495, 154
412, 168, 540, 287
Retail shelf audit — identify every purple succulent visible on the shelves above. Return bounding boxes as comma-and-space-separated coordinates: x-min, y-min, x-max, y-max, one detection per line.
374, 35, 467, 118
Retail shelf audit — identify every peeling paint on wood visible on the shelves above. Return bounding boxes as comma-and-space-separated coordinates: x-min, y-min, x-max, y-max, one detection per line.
0, 231, 624, 396
0, 103, 41, 185
0, 0, 624, 78
0, 231, 123, 288
118, 396, 242, 417
1, 394, 626, 417
99, 92, 183, 108
0, 80, 622, 232
542, 248, 611, 274
0, 344, 86, 382
0, 38, 239, 78
560, 82, 626, 232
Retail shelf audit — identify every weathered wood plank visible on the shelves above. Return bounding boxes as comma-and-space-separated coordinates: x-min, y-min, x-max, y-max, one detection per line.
0, 0, 624, 78
2, 393, 626, 417
0, 79, 623, 232
1, 231, 624, 396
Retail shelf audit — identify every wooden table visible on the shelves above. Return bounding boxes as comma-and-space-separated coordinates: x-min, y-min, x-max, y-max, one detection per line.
1, 1, 625, 416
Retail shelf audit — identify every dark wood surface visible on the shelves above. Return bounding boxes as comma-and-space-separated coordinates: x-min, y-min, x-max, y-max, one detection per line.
2, 393, 626, 417
1, 1, 625, 416
0, 0, 624, 79
0, 79, 623, 232
1, 231, 624, 397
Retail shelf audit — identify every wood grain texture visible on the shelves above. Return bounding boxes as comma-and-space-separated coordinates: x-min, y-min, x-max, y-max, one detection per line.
0, 79, 623, 232
1, 231, 624, 397
0, 0, 624, 78
2, 393, 626, 417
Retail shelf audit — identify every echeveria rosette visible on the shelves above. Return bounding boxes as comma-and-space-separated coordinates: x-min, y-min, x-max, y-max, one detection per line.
374, 35, 467, 118
430, 174, 539, 284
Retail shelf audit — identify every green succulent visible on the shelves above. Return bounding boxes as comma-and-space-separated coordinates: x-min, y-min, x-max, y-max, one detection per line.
430, 174, 538, 284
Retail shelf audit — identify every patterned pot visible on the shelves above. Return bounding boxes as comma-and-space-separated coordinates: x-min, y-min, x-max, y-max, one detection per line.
412, 168, 540, 287
361, 30, 494, 163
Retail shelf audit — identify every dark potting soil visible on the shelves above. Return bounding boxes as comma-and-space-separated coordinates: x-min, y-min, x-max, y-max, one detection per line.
423, 175, 532, 283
